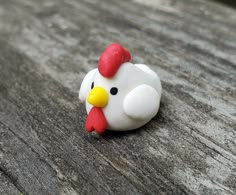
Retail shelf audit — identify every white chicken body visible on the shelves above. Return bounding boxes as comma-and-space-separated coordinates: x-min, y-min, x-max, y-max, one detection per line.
79, 62, 162, 131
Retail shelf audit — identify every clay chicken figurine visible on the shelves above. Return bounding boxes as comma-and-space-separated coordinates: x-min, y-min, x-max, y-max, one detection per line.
79, 43, 162, 134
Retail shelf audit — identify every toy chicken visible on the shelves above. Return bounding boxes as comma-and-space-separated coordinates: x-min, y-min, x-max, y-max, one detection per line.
79, 43, 162, 133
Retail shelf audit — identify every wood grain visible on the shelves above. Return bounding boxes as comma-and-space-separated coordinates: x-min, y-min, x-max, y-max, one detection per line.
0, 0, 235, 194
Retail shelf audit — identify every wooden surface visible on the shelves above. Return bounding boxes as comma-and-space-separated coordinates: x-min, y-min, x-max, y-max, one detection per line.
0, 0, 235, 194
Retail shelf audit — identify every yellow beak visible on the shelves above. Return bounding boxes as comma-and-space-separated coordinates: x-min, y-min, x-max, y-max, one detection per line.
87, 87, 108, 108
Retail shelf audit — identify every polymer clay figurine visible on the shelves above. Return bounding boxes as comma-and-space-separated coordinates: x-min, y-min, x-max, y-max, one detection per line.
79, 43, 162, 133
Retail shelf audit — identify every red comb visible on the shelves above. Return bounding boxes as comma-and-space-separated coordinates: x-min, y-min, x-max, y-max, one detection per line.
98, 43, 131, 78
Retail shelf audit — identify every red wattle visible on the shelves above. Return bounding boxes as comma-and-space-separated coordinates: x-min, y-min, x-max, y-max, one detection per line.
85, 107, 107, 134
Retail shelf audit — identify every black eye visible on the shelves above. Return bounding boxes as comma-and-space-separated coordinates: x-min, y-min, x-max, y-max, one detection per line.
91, 82, 94, 89
110, 87, 118, 95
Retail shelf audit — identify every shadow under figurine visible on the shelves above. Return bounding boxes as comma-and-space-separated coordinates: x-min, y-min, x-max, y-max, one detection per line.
79, 43, 162, 134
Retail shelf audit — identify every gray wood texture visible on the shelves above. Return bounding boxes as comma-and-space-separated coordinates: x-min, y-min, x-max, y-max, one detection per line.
0, 0, 235, 194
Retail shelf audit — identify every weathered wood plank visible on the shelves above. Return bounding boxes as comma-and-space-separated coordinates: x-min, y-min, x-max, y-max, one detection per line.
0, 169, 21, 195
0, 0, 235, 194
0, 121, 63, 195
0, 42, 148, 195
